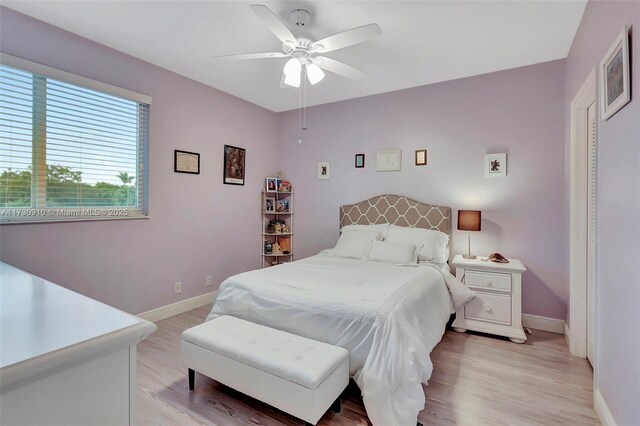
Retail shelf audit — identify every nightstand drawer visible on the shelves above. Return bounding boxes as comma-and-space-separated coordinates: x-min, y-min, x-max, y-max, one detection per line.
465, 270, 511, 292
465, 292, 512, 325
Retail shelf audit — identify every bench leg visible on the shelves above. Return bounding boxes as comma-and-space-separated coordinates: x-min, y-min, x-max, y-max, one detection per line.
188, 368, 195, 391
330, 397, 341, 413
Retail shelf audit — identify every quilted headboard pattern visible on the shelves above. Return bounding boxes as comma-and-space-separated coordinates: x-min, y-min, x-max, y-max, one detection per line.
340, 194, 451, 235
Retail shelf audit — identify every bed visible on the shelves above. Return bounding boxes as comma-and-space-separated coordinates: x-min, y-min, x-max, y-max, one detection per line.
208, 195, 458, 425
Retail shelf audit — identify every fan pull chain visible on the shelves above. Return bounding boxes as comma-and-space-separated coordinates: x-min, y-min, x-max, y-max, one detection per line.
298, 70, 302, 144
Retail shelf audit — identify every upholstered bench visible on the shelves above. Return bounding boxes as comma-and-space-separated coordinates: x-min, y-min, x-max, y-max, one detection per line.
181, 315, 349, 425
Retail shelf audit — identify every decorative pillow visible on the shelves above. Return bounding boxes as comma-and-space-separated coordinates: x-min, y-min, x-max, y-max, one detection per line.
385, 226, 450, 263
368, 241, 422, 266
340, 223, 390, 239
332, 229, 381, 260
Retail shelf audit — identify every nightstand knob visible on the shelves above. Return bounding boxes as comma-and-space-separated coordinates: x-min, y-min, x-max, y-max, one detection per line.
484, 306, 492, 312
486, 281, 493, 287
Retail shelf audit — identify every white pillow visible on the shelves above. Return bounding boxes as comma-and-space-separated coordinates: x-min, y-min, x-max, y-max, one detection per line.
340, 223, 390, 239
332, 229, 381, 260
385, 226, 450, 263
368, 241, 422, 266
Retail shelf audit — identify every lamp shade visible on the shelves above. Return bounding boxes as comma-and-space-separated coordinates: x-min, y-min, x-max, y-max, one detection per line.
458, 210, 481, 231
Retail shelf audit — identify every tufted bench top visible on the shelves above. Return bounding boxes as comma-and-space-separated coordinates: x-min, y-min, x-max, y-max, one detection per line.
182, 315, 349, 390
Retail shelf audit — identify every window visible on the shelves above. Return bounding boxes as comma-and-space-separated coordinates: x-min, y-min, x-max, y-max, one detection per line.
0, 54, 150, 223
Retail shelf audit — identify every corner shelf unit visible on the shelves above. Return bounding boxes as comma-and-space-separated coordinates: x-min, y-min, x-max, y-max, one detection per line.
261, 189, 294, 268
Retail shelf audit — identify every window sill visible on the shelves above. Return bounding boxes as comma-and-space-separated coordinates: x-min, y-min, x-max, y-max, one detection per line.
0, 215, 150, 225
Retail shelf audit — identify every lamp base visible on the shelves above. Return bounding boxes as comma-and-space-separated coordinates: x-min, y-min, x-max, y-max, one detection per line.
463, 254, 477, 259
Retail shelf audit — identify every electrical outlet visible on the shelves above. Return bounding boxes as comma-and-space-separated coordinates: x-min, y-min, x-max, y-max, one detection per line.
206, 275, 213, 287
174, 281, 182, 294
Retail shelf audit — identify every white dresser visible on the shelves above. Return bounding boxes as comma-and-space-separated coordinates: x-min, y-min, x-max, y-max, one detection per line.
451, 255, 527, 343
0, 262, 156, 425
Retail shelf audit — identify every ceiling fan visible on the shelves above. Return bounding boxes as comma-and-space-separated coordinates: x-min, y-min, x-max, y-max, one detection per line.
218, 4, 382, 88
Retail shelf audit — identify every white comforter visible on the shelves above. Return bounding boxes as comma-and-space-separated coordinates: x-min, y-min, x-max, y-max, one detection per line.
207, 254, 454, 425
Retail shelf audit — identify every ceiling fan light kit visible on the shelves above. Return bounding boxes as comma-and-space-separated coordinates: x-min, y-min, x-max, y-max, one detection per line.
220, 4, 381, 87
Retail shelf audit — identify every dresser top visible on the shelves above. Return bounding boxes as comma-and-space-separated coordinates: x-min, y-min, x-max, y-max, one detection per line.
452, 254, 526, 272
0, 262, 153, 369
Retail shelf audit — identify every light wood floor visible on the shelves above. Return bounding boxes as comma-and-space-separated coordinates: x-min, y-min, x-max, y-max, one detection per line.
137, 305, 600, 425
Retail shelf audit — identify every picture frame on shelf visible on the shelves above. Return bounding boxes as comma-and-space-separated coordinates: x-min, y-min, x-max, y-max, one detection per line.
264, 197, 275, 213
318, 161, 331, 179
485, 153, 507, 177
264, 240, 273, 254
600, 26, 630, 121
355, 153, 365, 168
174, 150, 200, 174
276, 199, 289, 212
223, 145, 245, 185
278, 180, 292, 192
415, 149, 427, 166
376, 149, 402, 171
265, 177, 278, 192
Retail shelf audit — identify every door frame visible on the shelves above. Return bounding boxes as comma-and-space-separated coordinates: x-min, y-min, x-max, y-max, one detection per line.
569, 69, 596, 359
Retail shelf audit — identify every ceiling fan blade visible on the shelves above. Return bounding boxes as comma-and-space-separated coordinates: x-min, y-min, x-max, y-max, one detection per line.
216, 52, 289, 60
313, 57, 366, 79
311, 24, 381, 53
250, 4, 297, 46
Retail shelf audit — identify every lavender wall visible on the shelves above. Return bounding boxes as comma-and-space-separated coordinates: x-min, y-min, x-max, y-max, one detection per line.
278, 60, 567, 320
0, 8, 279, 314
565, 1, 640, 423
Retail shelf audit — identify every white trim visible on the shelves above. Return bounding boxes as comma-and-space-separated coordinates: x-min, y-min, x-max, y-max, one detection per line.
569, 68, 596, 358
595, 389, 617, 426
521, 314, 564, 334
564, 321, 571, 348
137, 291, 216, 323
0, 53, 152, 105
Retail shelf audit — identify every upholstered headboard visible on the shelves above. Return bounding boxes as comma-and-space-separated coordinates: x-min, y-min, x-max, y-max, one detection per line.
340, 194, 451, 235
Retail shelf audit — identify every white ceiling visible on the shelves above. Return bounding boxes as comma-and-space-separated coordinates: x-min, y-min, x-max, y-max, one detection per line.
3, 1, 586, 112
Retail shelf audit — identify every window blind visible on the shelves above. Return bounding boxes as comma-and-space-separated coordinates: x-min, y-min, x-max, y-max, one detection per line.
0, 56, 150, 223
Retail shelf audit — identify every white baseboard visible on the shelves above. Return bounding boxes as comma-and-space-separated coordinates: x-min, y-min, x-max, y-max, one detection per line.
595, 388, 617, 426
521, 314, 565, 334
564, 321, 571, 348
137, 291, 216, 323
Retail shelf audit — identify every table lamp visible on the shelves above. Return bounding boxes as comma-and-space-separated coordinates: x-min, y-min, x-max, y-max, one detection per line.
458, 210, 481, 259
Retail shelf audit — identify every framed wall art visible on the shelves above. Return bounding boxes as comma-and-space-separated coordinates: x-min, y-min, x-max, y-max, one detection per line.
318, 161, 331, 179
600, 26, 630, 121
223, 145, 246, 185
415, 149, 427, 166
376, 149, 402, 171
485, 153, 507, 177
174, 150, 200, 174
355, 154, 365, 168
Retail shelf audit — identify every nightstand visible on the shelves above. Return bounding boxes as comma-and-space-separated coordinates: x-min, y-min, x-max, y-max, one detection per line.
451, 254, 527, 343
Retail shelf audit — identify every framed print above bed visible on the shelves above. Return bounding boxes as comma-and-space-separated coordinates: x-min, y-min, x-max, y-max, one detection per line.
223, 145, 246, 185
485, 153, 506, 177
376, 149, 401, 171
600, 26, 630, 121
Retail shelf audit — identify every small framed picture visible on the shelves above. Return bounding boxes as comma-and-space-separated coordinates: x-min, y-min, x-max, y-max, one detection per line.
355, 154, 365, 168
174, 150, 200, 174
600, 26, 630, 121
276, 199, 289, 212
485, 153, 507, 177
223, 145, 245, 185
376, 149, 402, 171
265, 177, 278, 192
264, 197, 275, 213
278, 180, 292, 192
318, 161, 330, 179
415, 149, 427, 166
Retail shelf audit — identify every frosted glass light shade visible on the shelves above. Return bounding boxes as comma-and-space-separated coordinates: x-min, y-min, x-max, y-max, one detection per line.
283, 58, 301, 88
306, 63, 325, 85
